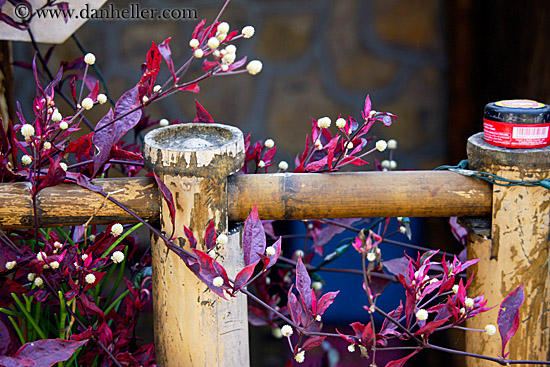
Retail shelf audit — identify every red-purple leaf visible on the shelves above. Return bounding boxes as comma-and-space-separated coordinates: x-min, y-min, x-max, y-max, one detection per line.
8, 339, 88, 367
153, 171, 176, 237
112, 86, 142, 143
361, 95, 372, 121
233, 261, 259, 292
414, 318, 447, 336
265, 237, 282, 270
295, 256, 312, 312
178, 82, 200, 94
184, 226, 197, 249
300, 336, 326, 352
193, 100, 214, 123
242, 205, 266, 266
158, 37, 177, 83
204, 220, 217, 251
36, 156, 66, 193
288, 286, 303, 327
384, 256, 410, 277
316, 291, 339, 316
498, 284, 525, 357
193, 249, 230, 299
386, 349, 420, 367
92, 108, 116, 176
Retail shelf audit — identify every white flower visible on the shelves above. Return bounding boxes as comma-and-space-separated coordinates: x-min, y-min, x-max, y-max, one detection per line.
189, 38, 200, 48
367, 252, 376, 262
5, 260, 16, 270
399, 226, 407, 234
21, 124, 35, 138
207, 37, 220, 49
388, 139, 398, 150
281, 325, 293, 337
81, 254, 88, 261
59, 121, 69, 130
194, 49, 204, 58
278, 161, 288, 171
460, 307, 466, 315
336, 118, 346, 129
50, 261, 59, 269
246, 60, 263, 75
390, 160, 397, 169
81, 97, 94, 110
381, 160, 390, 168
221, 64, 229, 72
369, 110, 378, 118
84, 53, 96, 65
208, 249, 216, 258
59, 162, 68, 171
217, 22, 230, 34
89, 234, 96, 242
265, 277, 271, 285
85, 273, 96, 284
346, 142, 354, 150
266, 246, 276, 256
465, 297, 474, 308
111, 251, 125, 264
54, 241, 62, 249
216, 233, 228, 246
264, 139, 275, 148
43, 141, 51, 150
212, 276, 224, 287
142, 96, 149, 103
258, 160, 265, 168
222, 53, 236, 65
21, 155, 32, 165
272, 327, 283, 339
34, 277, 43, 287
225, 44, 236, 54
213, 50, 221, 58
376, 140, 387, 152
348, 344, 356, 353
111, 223, 124, 237
317, 117, 331, 129
452, 284, 459, 294
36, 251, 47, 262
242, 26, 255, 38
485, 324, 497, 336
159, 118, 169, 127
316, 142, 323, 151
315, 315, 321, 322
295, 350, 305, 363
51, 110, 63, 122
217, 33, 227, 41
97, 94, 107, 104
312, 281, 323, 291
27, 273, 36, 282
416, 309, 428, 321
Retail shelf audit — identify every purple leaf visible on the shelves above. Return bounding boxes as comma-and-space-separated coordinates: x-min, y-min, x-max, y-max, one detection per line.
158, 37, 177, 83
233, 261, 258, 292
383, 256, 410, 277
192, 100, 214, 123
184, 226, 197, 249
312, 218, 361, 254
288, 286, 302, 327
316, 291, 339, 316
4, 339, 88, 367
242, 205, 266, 266
300, 336, 326, 352
204, 220, 217, 251
92, 108, 116, 176
386, 349, 420, 367
498, 284, 525, 357
153, 171, 176, 237
265, 237, 282, 270
0, 314, 20, 356
295, 256, 312, 312
193, 249, 230, 299
36, 156, 66, 193
112, 86, 142, 143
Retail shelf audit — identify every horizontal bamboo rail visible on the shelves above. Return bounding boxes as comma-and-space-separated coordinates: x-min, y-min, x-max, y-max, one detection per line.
0, 171, 492, 229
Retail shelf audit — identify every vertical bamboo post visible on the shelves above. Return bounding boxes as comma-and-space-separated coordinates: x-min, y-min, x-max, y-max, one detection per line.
143, 123, 248, 367
465, 132, 550, 364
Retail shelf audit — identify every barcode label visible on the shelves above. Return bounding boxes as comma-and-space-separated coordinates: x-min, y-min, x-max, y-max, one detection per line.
512, 126, 549, 139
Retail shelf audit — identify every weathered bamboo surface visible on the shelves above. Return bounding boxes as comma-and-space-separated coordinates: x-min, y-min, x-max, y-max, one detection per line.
0, 171, 492, 229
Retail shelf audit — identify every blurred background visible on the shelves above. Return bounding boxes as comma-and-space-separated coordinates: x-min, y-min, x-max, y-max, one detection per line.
1, 0, 549, 366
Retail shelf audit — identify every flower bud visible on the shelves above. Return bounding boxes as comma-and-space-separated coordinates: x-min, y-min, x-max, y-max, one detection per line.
317, 117, 331, 129
266, 246, 276, 256
51, 110, 62, 122
84, 53, 96, 65
336, 118, 346, 129
416, 309, 428, 321
159, 118, 169, 127
21, 124, 35, 138
97, 94, 108, 104
242, 26, 255, 38
375, 140, 387, 152
216, 233, 228, 246
264, 139, 275, 148
212, 276, 224, 287
217, 22, 230, 34
485, 324, 496, 336
281, 325, 293, 337
111, 223, 123, 237
5, 260, 16, 270
43, 141, 52, 150
85, 273, 96, 284
278, 161, 289, 171
194, 49, 204, 58
189, 38, 200, 48
111, 251, 125, 264
59, 162, 68, 171
388, 139, 397, 150
21, 155, 32, 165
246, 60, 263, 75
207, 37, 220, 49
59, 121, 69, 130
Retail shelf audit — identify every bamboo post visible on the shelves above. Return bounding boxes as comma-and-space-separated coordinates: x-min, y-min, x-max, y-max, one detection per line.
143, 123, 248, 367
465, 132, 550, 364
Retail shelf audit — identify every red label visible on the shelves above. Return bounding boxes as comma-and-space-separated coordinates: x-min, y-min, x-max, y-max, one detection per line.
483, 119, 550, 148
